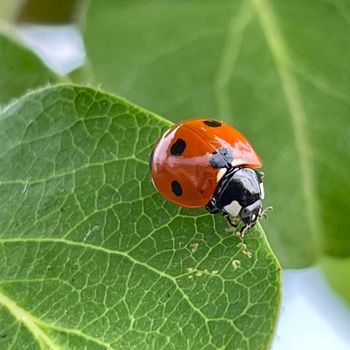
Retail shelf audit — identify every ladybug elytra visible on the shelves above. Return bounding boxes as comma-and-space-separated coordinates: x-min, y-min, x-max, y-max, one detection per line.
149, 118, 268, 235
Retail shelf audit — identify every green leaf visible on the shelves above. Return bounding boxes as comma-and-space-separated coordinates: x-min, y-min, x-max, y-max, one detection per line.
84, 0, 350, 268
320, 257, 350, 304
0, 26, 58, 104
0, 85, 280, 349
0, 0, 21, 21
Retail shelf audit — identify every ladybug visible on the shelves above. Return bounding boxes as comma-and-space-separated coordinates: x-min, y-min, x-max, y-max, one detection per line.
149, 118, 268, 235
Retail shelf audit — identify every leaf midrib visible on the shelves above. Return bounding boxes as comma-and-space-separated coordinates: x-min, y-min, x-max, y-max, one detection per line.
0, 236, 253, 343
0, 288, 114, 349
0, 289, 62, 350
215, 1, 254, 118
251, 0, 323, 256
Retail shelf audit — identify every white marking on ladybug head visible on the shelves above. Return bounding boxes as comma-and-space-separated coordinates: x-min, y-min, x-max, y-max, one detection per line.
259, 182, 265, 199
216, 168, 227, 183
223, 200, 242, 217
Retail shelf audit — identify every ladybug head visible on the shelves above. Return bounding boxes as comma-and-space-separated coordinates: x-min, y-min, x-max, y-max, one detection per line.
240, 199, 263, 225
206, 167, 265, 234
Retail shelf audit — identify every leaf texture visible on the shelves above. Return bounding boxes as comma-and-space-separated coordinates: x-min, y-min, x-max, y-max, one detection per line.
0, 85, 281, 349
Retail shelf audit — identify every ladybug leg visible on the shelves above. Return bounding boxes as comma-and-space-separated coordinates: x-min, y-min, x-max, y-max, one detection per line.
239, 224, 250, 237
225, 218, 252, 238
259, 206, 273, 220
224, 215, 249, 238
237, 206, 272, 236
223, 214, 239, 232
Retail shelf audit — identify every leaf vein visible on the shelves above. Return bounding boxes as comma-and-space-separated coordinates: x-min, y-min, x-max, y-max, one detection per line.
251, 0, 323, 254
215, 1, 253, 118
0, 289, 63, 350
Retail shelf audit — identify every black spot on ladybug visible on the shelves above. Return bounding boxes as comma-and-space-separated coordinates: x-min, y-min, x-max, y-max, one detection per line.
170, 138, 186, 156
149, 148, 155, 169
203, 119, 222, 127
210, 147, 234, 168
171, 180, 183, 196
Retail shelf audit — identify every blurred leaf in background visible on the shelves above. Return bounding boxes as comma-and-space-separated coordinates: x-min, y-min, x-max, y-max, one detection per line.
0, 0, 22, 21
83, 0, 350, 268
0, 0, 85, 103
321, 257, 350, 304
0, 28, 58, 104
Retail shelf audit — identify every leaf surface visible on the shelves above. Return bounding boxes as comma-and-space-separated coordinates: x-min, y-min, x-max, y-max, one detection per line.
0, 85, 280, 349
321, 257, 350, 304
84, 0, 350, 267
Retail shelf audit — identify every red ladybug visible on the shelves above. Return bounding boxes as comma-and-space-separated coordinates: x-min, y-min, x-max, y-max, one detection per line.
150, 118, 267, 235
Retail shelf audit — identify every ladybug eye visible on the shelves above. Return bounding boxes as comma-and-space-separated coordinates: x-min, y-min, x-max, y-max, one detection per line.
171, 180, 183, 196
170, 138, 186, 156
203, 119, 222, 127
